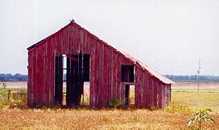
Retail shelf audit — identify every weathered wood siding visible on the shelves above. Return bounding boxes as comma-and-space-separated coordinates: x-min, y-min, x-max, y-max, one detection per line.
27, 22, 171, 108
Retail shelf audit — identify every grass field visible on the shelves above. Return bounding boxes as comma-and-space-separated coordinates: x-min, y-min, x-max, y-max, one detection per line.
172, 82, 219, 112
0, 82, 219, 130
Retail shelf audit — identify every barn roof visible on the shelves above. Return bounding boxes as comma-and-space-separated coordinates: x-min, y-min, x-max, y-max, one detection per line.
115, 49, 173, 84
28, 21, 173, 85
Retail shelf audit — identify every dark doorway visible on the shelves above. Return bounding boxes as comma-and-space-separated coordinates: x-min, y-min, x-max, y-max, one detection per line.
55, 53, 90, 107
54, 55, 64, 105
66, 53, 90, 107
125, 84, 130, 106
121, 65, 135, 107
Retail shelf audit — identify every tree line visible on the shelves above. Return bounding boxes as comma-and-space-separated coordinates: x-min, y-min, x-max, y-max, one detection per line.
166, 75, 219, 82
0, 73, 27, 81
0, 73, 219, 82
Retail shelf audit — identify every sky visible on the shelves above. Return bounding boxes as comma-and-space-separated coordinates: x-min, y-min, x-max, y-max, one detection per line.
0, 0, 219, 75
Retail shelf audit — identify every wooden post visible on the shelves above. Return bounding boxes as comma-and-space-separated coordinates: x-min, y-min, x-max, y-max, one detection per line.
8, 90, 11, 101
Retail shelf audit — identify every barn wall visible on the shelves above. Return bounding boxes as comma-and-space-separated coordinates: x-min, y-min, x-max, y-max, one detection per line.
135, 64, 171, 108
28, 23, 134, 108
28, 22, 171, 108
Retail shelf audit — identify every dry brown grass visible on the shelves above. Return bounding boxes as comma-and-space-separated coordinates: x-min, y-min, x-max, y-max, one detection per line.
0, 108, 218, 130
0, 109, 190, 130
1, 82, 219, 130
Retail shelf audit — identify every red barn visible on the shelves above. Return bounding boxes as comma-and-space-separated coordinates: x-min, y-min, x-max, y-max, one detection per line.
27, 21, 173, 108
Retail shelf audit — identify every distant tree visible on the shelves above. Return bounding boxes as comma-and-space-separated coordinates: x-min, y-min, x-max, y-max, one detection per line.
2, 82, 6, 89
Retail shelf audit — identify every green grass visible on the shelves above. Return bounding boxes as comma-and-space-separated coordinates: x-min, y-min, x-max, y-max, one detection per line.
172, 88, 219, 112
1, 87, 219, 112
0, 88, 27, 109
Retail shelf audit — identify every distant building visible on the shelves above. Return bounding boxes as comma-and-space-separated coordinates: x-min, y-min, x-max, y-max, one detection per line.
27, 21, 173, 108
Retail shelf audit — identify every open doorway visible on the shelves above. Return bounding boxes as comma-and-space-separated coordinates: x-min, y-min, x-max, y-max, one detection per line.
62, 55, 67, 105
129, 85, 135, 106
54, 55, 64, 105
55, 53, 90, 107
66, 53, 90, 107
121, 65, 135, 107
124, 84, 135, 107
54, 54, 67, 106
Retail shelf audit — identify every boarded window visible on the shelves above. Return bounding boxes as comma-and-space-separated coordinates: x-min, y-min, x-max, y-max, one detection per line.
121, 65, 134, 82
